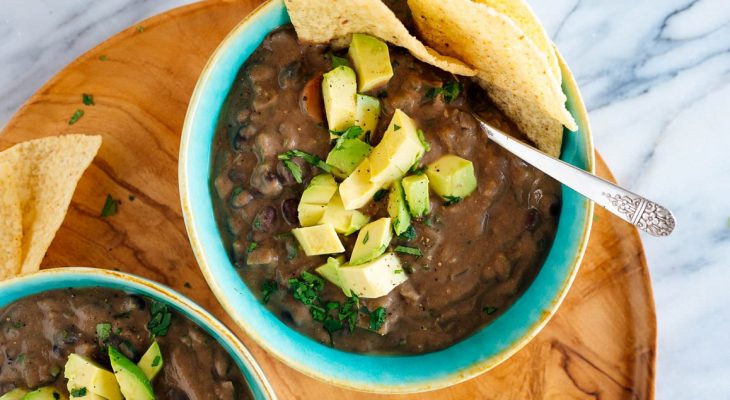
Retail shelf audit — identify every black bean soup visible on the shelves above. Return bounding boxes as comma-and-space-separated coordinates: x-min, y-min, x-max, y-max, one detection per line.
0, 288, 252, 399
211, 26, 561, 354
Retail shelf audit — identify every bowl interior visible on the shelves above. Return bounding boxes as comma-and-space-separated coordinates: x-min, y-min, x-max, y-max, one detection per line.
0, 268, 275, 400
180, 0, 593, 393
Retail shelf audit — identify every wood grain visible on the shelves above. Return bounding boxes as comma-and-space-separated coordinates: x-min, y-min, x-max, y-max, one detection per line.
0, 0, 656, 398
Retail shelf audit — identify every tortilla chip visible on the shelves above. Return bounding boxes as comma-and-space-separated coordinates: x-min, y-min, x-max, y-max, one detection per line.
0, 158, 22, 280
0, 135, 102, 276
408, 0, 577, 156
283, 0, 476, 77
473, 0, 560, 82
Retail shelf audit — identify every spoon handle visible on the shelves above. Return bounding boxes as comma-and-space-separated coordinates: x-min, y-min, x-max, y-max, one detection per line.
476, 118, 676, 237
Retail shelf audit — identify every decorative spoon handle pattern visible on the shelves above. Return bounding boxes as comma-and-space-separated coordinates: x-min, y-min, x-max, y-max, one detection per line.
475, 116, 676, 237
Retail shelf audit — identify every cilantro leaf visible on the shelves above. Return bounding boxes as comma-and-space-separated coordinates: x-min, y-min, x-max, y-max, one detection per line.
369, 307, 387, 331
82, 93, 95, 106
373, 189, 388, 201
101, 194, 119, 217
68, 109, 84, 125
329, 53, 350, 68
96, 322, 112, 342
330, 125, 364, 149
70, 387, 88, 397
394, 245, 422, 257
443, 195, 463, 206
398, 225, 417, 241
282, 159, 303, 183
417, 129, 431, 151
278, 150, 331, 173
262, 280, 277, 304
148, 300, 172, 338
426, 81, 463, 103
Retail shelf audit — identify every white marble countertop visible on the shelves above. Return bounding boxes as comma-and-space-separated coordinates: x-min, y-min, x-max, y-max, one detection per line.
2, 0, 728, 397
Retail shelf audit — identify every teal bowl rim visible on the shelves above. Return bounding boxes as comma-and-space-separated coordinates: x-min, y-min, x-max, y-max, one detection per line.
179, 0, 594, 393
0, 267, 277, 400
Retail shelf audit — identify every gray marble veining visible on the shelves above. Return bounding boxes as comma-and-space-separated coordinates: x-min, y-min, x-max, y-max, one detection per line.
2, 0, 729, 398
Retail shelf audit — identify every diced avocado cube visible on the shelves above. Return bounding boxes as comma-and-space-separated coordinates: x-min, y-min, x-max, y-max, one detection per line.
292, 224, 345, 256
368, 110, 424, 185
338, 253, 406, 298
350, 218, 393, 265
339, 158, 382, 210
108, 347, 154, 400
22, 387, 66, 400
318, 192, 370, 235
322, 66, 357, 131
401, 174, 430, 217
1, 389, 28, 400
326, 139, 372, 178
387, 181, 411, 235
300, 174, 337, 204
137, 341, 163, 381
65, 353, 122, 400
298, 203, 327, 227
348, 34, 394, 92
354, 94, 380, 137
426, 155, 477, 199
298, 173, 338, 226
315, 256, 351, 296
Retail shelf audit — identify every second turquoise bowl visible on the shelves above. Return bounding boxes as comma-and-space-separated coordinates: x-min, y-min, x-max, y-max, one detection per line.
180, 0, 594, 393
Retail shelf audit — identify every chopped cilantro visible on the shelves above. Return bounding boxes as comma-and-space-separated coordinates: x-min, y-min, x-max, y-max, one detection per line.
99, 54, 108, 61
330, 125, 363, 149
136, 25, 145, 33
394, 245, 422, 257
369, 307, 387, 331
15, 354, 25, 363
398, 225, 417, 241
329, 53, 350, 68
417, 129, 431, 151
483, 306, 498, 315
262, 280, 277, 304
373, 189, 388, 201
68, 109, 84, 125
70, 387, 87, 397
247, 241, 259, 253
151, 355, 161, 367
426, 81, 463, 103
394, 124, 401, 131
282, 159, 303, 183
443, 195, 463, 206
363, 231, 370, 244
278, 149, 331, 173
101, 194, 119, 217
289, 272, 324, 306
82, 93, 95, 106
96, 322, 112, 342
148, 300, 172, 338
338, 294, 360, 333
114, 327, 122, 334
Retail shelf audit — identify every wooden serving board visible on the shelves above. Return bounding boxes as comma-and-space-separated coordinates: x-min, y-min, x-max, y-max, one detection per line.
0, 1, 657, 398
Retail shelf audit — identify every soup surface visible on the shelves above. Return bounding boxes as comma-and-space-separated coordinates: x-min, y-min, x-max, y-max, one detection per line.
0, 288, 252, 399
211, 26, 561, 354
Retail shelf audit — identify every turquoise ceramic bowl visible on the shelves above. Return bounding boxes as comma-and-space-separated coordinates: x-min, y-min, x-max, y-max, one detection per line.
180, 0, 594, 393
0, 268, 276, 399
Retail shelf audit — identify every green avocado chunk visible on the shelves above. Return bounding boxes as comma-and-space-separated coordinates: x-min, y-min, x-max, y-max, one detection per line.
0, 389, 28, 400
108, 346, 155, 400
21, 387, 66, 400
322, 66, 357, 131
401, 174, 430, 217
348, 33, 394, 92
350, 218, 393, 265
426, 155, 477, 199
326, 138, 372, 178
387, 180, 411, 235
354, 94, 380, 137
137, 341, 164, 381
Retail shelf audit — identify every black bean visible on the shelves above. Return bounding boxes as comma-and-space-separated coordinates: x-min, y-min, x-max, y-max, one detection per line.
279, 61, 302, 89
525, 208, 540, 231
282, 198, 299, 225
227, 168, 246, 184
253, 206, 277, 232
549, 201, 561, 217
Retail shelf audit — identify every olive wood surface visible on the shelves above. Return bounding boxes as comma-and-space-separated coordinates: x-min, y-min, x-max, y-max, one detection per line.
0, 1, 656, 398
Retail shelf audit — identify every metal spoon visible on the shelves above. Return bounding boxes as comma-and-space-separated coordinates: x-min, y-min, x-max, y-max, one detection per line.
474, 115, 676, 237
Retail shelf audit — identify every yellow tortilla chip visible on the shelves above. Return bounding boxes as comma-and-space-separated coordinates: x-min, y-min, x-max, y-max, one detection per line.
283, 0, 476, 77
0, 135, 102, 276
474, 0, 560, 82
408, 0, 577, 156
0, 158, 22, 280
